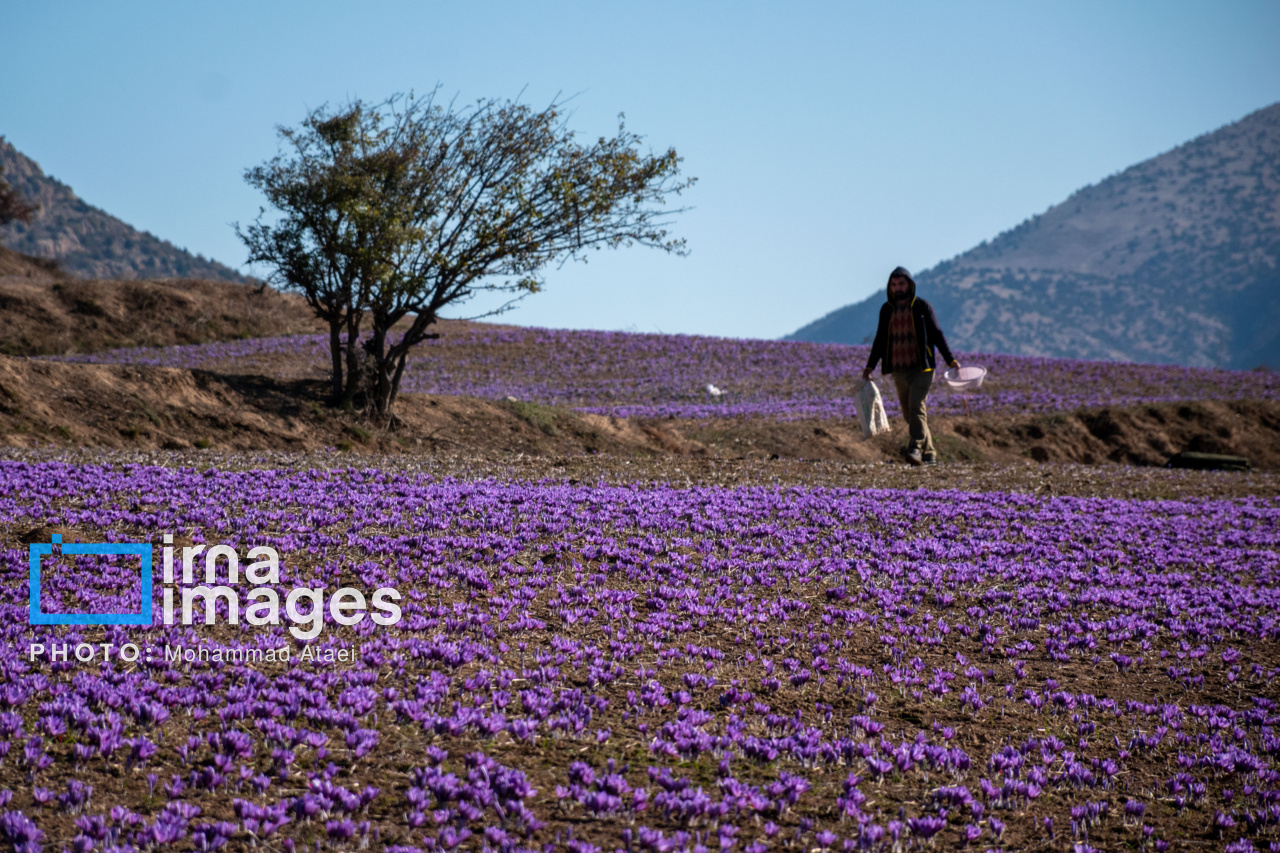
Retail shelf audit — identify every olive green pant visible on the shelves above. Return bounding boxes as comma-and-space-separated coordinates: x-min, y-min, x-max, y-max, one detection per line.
892, 369, 935, 456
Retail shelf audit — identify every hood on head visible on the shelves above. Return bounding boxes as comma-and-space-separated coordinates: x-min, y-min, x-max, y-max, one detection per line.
886, 266, 916, 302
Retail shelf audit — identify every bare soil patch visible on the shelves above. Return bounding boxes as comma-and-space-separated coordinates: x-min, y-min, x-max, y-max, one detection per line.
681, 399, 1280, 470
0, 246, 322, 356
0, 356, 691, 456
7, 446, 1275, 501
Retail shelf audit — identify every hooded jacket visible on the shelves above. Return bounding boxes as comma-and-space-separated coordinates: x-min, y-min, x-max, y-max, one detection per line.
864, 266, 956, 375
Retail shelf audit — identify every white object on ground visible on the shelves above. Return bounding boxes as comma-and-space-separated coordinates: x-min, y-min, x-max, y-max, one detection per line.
705, 384, 723, 398
855, 379, 890, 439
943, 366, 987, 390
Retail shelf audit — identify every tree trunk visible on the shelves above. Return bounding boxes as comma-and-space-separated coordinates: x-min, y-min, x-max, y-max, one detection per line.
365, 325, 394, 424
339, 312, 364, 409
370, 368, 394, 423
327, 319, 344, 402
368, 316, 437, 422
370, 345, 420, 422
387, 350, 410, 411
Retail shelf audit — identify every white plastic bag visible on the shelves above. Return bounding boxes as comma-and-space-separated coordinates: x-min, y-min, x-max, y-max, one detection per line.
855, 379, 890, 439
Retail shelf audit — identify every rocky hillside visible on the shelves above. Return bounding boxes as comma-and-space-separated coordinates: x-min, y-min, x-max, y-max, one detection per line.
0, 137, 252, 283
789, 103, 1280, 370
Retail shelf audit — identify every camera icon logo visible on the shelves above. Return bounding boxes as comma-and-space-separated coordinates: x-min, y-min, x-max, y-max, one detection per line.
29, 534, 153, 625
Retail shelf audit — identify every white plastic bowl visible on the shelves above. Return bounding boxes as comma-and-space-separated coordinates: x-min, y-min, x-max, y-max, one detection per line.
943, 366, 986, 390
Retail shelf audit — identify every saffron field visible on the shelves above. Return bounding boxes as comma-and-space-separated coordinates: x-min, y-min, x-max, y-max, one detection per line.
2, 458, 1279, 852
52, 325, 1280, 419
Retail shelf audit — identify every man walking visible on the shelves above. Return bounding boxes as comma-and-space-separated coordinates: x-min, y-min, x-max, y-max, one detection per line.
861, 266, 960, 466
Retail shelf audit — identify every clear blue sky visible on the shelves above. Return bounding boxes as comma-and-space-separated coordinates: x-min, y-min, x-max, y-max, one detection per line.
4, 1, 1278, 339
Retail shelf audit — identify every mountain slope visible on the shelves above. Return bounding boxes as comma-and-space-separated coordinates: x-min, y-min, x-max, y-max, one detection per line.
789, 103, 1280, 370
0, 137, 252, 283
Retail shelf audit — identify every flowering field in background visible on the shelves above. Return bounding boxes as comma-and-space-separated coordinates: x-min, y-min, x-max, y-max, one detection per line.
52, 325, 1280, 419
2, 459, 1278, 851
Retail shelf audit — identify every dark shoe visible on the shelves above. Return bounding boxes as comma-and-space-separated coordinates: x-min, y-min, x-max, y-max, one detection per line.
906, 449, 923, 466
922, 453, 937, 466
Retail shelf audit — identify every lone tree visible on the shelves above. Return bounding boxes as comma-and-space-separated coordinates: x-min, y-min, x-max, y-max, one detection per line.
240, 92, 694, 418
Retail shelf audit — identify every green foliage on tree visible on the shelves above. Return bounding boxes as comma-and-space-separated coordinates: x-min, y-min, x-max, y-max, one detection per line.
239, 92, 694, 419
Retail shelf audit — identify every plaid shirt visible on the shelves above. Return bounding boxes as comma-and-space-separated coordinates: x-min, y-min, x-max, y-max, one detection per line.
888, 302, 918, 371
865, 296, 956, 376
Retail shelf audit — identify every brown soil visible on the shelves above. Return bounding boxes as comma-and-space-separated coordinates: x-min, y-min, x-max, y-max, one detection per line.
681, 398, 1280, 469
0, 244, 63, 277
8, 446, 1273, 500
1, 355, 1278, 474
0, 246, 323, 356
0, 356, 699, 456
